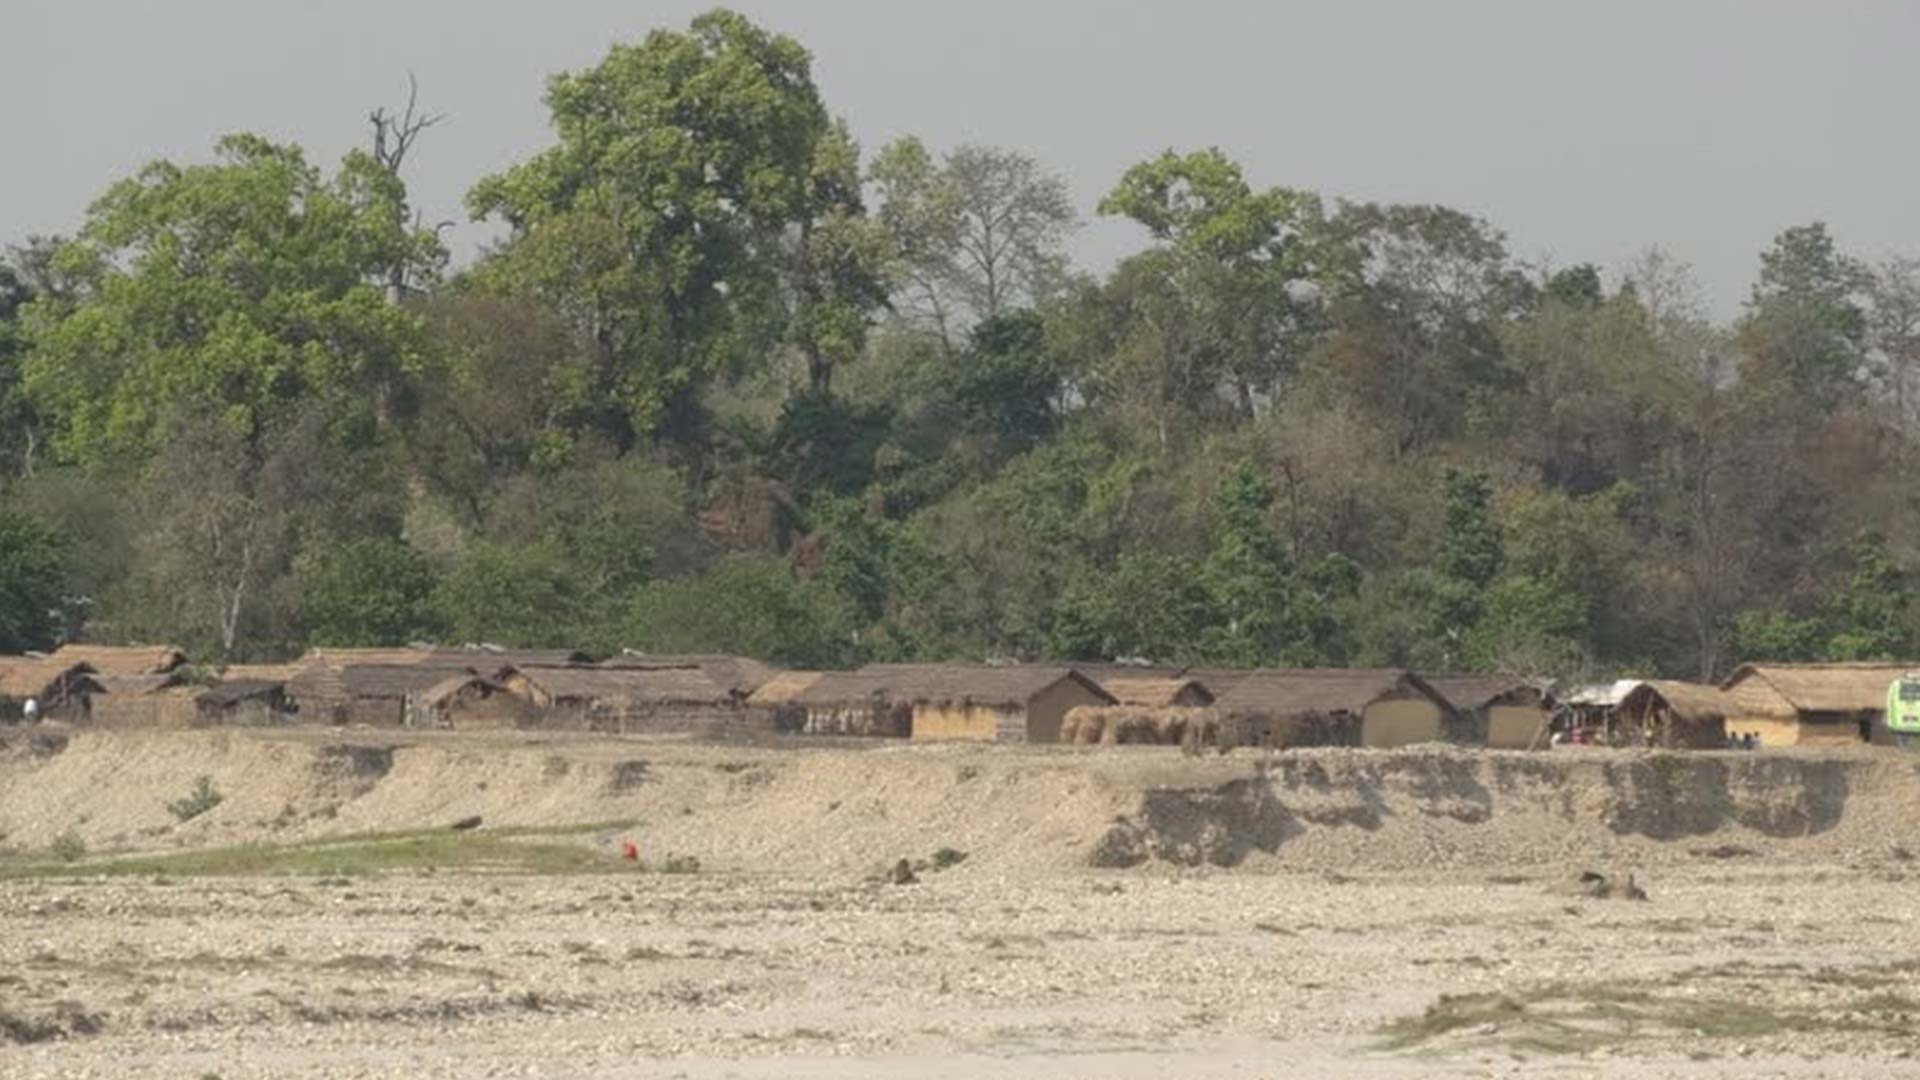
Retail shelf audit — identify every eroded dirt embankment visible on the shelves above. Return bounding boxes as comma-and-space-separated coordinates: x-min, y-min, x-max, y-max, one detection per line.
0, 728, 1911, 873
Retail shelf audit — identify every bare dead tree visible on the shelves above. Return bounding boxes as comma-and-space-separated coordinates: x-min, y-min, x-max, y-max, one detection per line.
369, 71, 445, 179
369, 72, 449, 302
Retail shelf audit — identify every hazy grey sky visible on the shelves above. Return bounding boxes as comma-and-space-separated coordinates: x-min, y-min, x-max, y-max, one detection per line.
8, 1, 1916, 317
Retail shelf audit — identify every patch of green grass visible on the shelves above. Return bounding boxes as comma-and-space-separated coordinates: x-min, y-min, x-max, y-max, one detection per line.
1379, 975, 1920, 1058
0, 820, 636, 881
930, 847, 969, 870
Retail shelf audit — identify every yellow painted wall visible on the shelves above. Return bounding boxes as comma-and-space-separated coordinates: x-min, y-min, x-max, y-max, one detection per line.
1486, 704, 1545, 749
910, 704, 1005, 741
1361, 697, 1442, 748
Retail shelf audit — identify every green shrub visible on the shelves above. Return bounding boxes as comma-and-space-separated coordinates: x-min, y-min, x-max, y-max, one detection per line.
930, 847, 969, 870
167, 776, 224, 822
658, 854, 701, 875
49, 830, 85, 863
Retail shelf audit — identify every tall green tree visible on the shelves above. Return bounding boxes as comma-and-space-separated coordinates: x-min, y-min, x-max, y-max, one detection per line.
1098, 149, 1325, 426
0, 510, 67, 653
299, 538, 445, 647
469, 9, 880, 435
1740, 222, 1870, 406
23, 134, 443, 462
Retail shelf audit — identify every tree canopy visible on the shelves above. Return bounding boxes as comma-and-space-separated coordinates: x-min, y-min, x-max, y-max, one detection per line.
6, 8, 1920, 681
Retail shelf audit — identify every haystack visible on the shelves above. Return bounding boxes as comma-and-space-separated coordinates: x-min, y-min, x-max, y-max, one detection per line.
49, 643, 187, 677
1062, 705, 1222, 748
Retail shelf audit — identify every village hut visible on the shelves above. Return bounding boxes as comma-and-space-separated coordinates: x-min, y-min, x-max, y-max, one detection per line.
89, 670, 203, 729
745, 671, 824, 733
853, 663, 1115, 743
1427, 676, 1550, 749
49, 643, 187, 678
1557, 680, 1646, 744
330, 663, 495, 727
502, 666, 742, 733
1618, 681, 1733, 749
789, 669, 911, 737
1213, 669, 1455, 749
416, 674, 528, 730
0, 659, 102, 722
195, 680, 295, 726
602, 652, 774, 699
1718, 663, 1910, 747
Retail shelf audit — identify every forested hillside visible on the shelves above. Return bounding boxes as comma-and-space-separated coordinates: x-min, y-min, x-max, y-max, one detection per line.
3, 9, 1918, 681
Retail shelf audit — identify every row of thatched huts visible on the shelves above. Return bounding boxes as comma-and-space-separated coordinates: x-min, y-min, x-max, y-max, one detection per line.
3, 644, 1913, 752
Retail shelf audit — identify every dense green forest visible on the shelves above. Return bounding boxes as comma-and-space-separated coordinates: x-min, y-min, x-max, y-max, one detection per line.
3, 9, 1918, 680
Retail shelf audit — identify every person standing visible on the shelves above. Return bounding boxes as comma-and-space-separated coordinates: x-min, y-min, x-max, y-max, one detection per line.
21, 697, 39, 722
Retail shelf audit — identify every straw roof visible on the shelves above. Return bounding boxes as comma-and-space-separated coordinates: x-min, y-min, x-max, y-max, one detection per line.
0, 658, 101, 700
303, 647, 444, 669
517, 666, 734, 707
1101, 676, 1214, 708
339, 664, 480, 700
1622, 680, 1735, 724
1426, 676, 1543, 712
1064, 664, 1253, 699
96, 672, 185, 696
1178, 668, 1257, 698
217, 663, 308, 684
604, 652, 774, 697
1214, 669, 1443, 718
746, 670, 824, 707
418, 674, 501, 710
50, 644, 187, 677
799, 664, 1115, 710
1720, 663, 1912, 716
431, 647, 590, 669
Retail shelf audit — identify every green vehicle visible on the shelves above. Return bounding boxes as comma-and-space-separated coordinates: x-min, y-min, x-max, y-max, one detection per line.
1887, 673, 1920, 744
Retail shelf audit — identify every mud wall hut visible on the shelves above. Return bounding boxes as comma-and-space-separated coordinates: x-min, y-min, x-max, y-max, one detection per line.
502, 666, 742, 733
1214, 669, 1456, 749
1718, 663, 1907, 747
195, 680, 296, 727
1427, 677, 1549, 749
1618, 681, 1731, 749
0, 659, 103, 722
746, 671, 824, 733
867, 664, 1115, 743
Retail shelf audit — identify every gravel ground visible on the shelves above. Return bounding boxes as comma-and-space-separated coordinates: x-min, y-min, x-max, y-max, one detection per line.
7, 858, 1920, 1078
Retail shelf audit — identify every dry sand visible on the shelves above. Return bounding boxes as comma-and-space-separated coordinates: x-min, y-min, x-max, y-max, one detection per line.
3, 728, 1920, 1077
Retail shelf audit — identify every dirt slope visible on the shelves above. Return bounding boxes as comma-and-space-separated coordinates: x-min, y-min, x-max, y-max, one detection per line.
1, 728, 1913, 874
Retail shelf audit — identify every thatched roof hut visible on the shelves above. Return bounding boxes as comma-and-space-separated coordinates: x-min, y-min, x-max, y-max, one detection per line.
1719, 662, 1908, 746
797, 664, 1115, 743
1099, 676, 1214, 708
503, 666, 741, 733
1619, 680, 1733, 749
0, 658, 102, 716
49, 644, 187, 677
1426, 676, 1550, 749
1214, 669, 1455, 749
